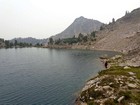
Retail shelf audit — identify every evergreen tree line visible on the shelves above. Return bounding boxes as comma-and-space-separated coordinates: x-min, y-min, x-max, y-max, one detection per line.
48, 31, 97, 45
4, 40, 33, 48
0, 38, 43, 48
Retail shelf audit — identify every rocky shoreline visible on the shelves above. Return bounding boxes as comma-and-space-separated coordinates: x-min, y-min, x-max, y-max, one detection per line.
44, 44, 95, 50
75, 55, 140, 105
44, 44, 122, 52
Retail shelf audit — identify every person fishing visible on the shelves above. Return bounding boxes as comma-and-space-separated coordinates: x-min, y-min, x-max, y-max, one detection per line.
100, 56, 109, 69
104, 60, 108, 69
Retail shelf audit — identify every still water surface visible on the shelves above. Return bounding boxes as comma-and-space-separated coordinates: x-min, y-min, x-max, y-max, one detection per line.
0, 48, 118, 105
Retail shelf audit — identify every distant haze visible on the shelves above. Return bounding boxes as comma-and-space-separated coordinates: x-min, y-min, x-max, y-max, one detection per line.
0, 0, 140, 40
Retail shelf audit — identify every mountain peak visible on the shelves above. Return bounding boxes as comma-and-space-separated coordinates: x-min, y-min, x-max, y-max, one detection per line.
78, 16, 86, 19
52, 16, 103, 39
75, 16, 87, 21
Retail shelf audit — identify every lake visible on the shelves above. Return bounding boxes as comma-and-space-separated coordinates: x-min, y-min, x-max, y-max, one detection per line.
0, 48, 118, 105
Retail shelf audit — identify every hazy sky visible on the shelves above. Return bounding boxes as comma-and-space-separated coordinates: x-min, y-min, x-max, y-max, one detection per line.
0, 0, 140, 40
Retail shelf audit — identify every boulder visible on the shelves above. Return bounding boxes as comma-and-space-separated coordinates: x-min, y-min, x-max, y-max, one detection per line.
124, 66, 131, 69
128, 83, 137, 88
89, 97, 93, 100
129, 103, 136, 105
129, 77, 134, 80
118, 96, 125, 103
128, 72, 136, 76
103, 86, 111, 90
110, 95, 117, 99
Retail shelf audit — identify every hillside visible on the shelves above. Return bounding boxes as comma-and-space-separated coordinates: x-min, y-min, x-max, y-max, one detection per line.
94, 8, 140, 53
52, 16, 103, 39
93, 8, 140, 66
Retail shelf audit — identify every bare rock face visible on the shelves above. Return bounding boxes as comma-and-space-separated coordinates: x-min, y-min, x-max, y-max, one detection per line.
52, 16, 103, 39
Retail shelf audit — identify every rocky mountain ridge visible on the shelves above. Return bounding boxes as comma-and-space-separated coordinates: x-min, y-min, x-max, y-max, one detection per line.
52, 16, 103, 39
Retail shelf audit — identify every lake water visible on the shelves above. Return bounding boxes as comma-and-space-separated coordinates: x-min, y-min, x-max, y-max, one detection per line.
0, 48, 118, 105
